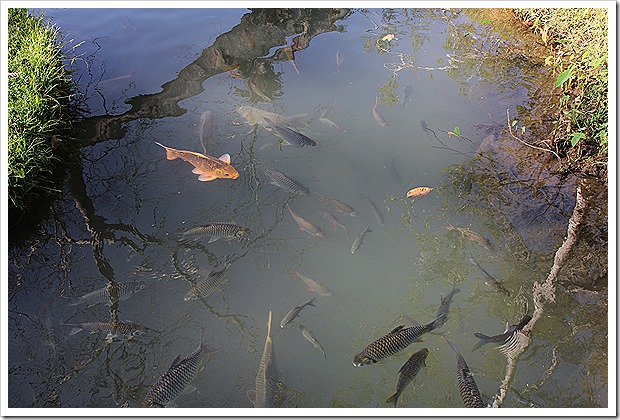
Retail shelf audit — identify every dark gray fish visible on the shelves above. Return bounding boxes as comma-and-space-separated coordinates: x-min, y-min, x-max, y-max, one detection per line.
351, 225, 372, 254
264, 118, 317, 147
198, 111, 218, 155
260, 166, 310, 196
389, 156, 402, 184
386, 348, 428, 407
401, 85, 413, 110
319, 209, 350, 238
372, 96, 388, 127
181, 222, 250, 243
184, 268, 229, 301
353, 315, 445, 366
299, 324, 326, 358
142, 339, 210, 407
65, 320, 147, 340
472, 314, 532, 351
316, 193, 359, 217
248, 310, 278, 407
280, 297, 317, 328
467, 254, 510, 297
444, 337, 486, 408
435, 286, 461, 328
68, 282, 146, 307
357, 191, 385, 226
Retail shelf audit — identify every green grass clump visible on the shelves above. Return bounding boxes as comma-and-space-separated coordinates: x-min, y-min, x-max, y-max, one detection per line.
514, 8, 608, 176
8, 8, 78, 213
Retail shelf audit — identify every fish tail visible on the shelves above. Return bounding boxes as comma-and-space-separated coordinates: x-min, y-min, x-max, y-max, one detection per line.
471, 333, 492, 351
155, 142, 177, 160
267, 310, 272, 339
386, 392, 400, 407
442, 335, 459, 355
430, 313, 448, 330
344, 226, 351, 239
307, 297, 317, 307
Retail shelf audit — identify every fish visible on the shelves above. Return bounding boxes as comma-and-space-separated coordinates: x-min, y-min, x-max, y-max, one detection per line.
180, 223, 250, 243
318, 117, 342, 131
472, 314, 532, 352
389, 156, 402, 184
248, 310, 278, 408
299, 324, 326, 358
372, 96, 388, 127
351, 225, 372, 254
435, 286, 461, 328
406, 186, 433, 199
184, 268, 229, 301
68, 282, 146, 307
401, 85, 413, 110
353, 315, 445, 366
315, 193, 358, 217
155, 142, 239, 182
237, 105, 309, 130
445, 223, 493, 250
357, 192, 385, 226
285, 202, 325, 237
260, 166, 310, 196
198, 111, 217, 155
467, 254, 510, 297
386, 348, 429, 407
264, 118, 317, 147
319, 209, 350, 238
443, 337, 486, 408
64, 320, 147, 340
142, 338, 211, 407
280, 297, 317, 328
290, 270, 332, 296
336, 50, 344, 70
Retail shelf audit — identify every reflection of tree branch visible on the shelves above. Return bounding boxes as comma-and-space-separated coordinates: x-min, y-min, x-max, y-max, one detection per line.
507, 108, 560, 160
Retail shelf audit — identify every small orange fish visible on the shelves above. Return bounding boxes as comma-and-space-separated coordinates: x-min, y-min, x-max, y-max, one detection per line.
406, 187, 433, 199
156, 142, 239, 182
445, 223, 494, 250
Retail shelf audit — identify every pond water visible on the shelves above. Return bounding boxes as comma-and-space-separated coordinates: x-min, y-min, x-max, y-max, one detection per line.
7, 7, 609, 413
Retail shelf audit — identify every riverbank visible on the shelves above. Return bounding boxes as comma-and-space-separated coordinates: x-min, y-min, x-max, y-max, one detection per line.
8, 8, 80, 222
513, 8, 608, 181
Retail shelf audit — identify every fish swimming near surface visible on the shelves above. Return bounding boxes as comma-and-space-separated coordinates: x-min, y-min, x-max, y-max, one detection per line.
280, 297, 317, 328
68, 282, 146, 307
351, 225, 372, 254
372, 96, 388, 127
260, 166, 310, 196
471, 314, 532, 352
336, 50, 345, 70
315, 193, 358, 217
435, 286, 461, 328
406, 186, 433, 199
156, 142, 239, 182
285, 202, 325, 237
290, 270, 332, 296
299, 324, 326, 358
467, 253, 510, 297
445, 223, 493, 250
386, 348, 429, 407
142, 337, 213, 407
248, 310, 278, 408
389, 156, 402, 184
264, 118, 318, 147
353, 315, 446, 366
357, 191, 385, 226
443, 337, 486, 408
198, 111, 218, 155
319, 209, 350, 238
180, 222, 250, 243
64, 320, 147, 341
238, 105, 309, 130
401, 85, 413, 110
184, 268, 229, 301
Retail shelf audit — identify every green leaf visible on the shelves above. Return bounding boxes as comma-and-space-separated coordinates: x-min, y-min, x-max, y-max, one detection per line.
555, 68, 572, 87
454, 126, 460, 136
511, 120, 518, 127
481, 19, 492, 24
570, 132, 586, 147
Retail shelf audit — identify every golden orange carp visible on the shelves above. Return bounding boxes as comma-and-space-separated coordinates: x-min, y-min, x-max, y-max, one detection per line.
156, 142, 239, 181
406, 186, 433, 199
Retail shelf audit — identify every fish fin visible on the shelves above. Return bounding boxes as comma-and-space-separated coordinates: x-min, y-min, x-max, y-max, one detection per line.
67, 300, 80, 307
386, 392, 399, 407
307, 287, 316, 293
307, 297, 317, 307
170, 354, 183, 369
218, 153, 231, 164
388, 325, 405, 334
155, 142, 177, 160
182, 384, 198, 395
198, 173, 217, 181
246, 390, 256, 404
192, 167, 203, 174
207, 237, 220, 243
69, 327, 82, 336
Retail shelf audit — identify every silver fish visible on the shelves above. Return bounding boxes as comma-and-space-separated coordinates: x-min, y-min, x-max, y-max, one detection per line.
472, 314, 531, 351
68, 282, 146, 307
316, 193, 358, 217
265, 118, 317, 147
319, 209, 350, 238
299, 324, 326, 358
198, 111, 217, 155
280, 297, 316, 328
353, 315, 445, 366
184, 268, 229, 301
467, 254, 510, 297
260, 166, 310, 196
351, 225, 372, 254
435, 286, 461, 328
357, 192, 384, 226
181, 223, 250, 243
373, 96, 388, 127
248, 310, 278, 408
386, 348, 428, 407
65, 320, 147, 340
401, 85, 413, 110
286, 202, 325, 237
237, 105, 309, 129
290, 270, 332, 296
444, 337, 486, 408
142, 339, 211, 407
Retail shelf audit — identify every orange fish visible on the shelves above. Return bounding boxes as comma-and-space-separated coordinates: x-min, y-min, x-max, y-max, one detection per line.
156, 142, 239, 181
406, 186, 433, 199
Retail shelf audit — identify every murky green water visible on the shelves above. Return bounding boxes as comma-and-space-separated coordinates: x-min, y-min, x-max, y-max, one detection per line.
7, 8, 608, 413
